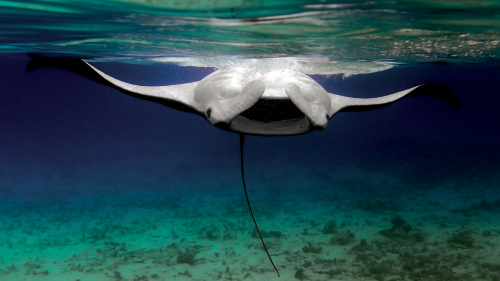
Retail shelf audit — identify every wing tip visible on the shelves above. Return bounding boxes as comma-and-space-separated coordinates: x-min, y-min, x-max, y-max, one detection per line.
414, 83, 460, 109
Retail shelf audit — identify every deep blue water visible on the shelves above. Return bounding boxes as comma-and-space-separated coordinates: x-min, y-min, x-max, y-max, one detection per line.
1, 56, 499, 196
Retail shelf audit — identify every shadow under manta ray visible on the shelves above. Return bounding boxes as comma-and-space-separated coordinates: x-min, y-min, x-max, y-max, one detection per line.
28, 57, 459, 277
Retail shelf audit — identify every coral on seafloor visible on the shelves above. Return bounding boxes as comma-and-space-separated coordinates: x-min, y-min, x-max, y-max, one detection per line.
302, 242, 322, 254
447, 229, 475, 248
176, 251, 196, 265
294, 268, 307, 280
379, 215, 426, 243
322, 220, 338, 235
331, 230, 356, 245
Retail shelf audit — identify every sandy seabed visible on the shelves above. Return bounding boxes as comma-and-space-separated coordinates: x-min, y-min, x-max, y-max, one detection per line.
1, 166, 500, 281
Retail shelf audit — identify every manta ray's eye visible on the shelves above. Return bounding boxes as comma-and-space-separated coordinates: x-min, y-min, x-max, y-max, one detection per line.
206, 108, 212, 118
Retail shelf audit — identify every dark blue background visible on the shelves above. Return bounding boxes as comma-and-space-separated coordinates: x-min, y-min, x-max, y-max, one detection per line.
0, 55, 499, 201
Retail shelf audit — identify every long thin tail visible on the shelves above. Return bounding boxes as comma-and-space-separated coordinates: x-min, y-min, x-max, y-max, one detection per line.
239, 134, 280, 277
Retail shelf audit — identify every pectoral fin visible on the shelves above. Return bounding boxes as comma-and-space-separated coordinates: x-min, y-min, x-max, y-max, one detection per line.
27, 57, 202, 115
328, 83, 459, 117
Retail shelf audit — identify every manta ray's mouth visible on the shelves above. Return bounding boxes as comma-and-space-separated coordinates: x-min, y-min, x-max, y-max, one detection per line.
228, 98, 312, 136
238, 98, 305, 123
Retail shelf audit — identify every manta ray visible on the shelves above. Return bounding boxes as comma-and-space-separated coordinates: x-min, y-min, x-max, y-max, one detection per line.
28, 57, 459, 277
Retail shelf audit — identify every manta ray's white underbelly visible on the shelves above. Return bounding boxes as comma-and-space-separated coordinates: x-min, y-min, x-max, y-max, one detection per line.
238, 69, 326, 100
193, 68, 330, 116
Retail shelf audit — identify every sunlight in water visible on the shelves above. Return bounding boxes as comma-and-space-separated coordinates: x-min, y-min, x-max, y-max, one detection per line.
150, 57, 395, 77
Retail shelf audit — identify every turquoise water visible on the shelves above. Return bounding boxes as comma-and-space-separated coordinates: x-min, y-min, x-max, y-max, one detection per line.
1, 0, 500, 62
1, 1, 500, 281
